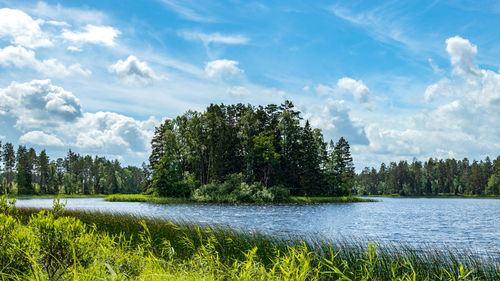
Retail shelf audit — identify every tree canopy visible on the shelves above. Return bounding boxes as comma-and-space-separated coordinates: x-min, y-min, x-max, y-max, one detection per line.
356, 156, 500, 196
148, 101, 354, 200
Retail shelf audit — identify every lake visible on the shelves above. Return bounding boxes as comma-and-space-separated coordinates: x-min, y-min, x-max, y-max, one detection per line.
15, 197, 499, 256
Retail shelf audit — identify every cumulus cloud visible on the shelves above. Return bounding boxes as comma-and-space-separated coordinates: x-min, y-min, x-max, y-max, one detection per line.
226, 86, 250, 97
314, 78, 375, 110
109, 56, 160, 85
336, 77, 376, 110
0, 8, 52, 48
0, 79, 82, 129
67, 45, 82, 52
360, 36, 500, 166
205, 59, 243, 78
62, 24, 120, 47
20, 131, 64, 146
0, 80, 159, 161
445, 36, 479, 77
0, 45, 91, 77
301, 99, 369, 145
179, 31, 249, 45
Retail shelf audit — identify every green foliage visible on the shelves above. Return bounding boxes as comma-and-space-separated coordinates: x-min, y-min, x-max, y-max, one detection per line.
1, 142, 146, 197
0, 195, 17, 217
3, 206, 498, 280
148, 101, 358, 201
191, 173, 290, 203
356, 155, 500, 196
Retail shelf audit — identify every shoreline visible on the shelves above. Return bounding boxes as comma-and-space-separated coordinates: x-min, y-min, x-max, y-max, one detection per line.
105, 194, 374, 204
364, 194, 500, 199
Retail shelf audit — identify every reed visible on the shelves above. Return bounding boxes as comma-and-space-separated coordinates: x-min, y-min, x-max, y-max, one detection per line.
8, 204, 498, 280
105, 194, 373, 204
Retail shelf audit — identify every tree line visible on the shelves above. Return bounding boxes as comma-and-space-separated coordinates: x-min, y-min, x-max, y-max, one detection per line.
148, 101, 355, 200
0, 141, 146, 195
356, 156, 500, 196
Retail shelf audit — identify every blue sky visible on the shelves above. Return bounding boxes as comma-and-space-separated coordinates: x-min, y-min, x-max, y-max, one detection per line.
0, 0, 499, 169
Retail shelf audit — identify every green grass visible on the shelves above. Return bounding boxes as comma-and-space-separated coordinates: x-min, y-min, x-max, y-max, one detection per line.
289, 196, 372, 203
106, 194, 373, 204
8, 205, 499, 280
106, 194, 192, 203
9, 194, 107, 199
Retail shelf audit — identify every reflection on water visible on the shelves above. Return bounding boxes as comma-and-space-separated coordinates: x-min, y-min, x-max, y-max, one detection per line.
16, 197, 500, 255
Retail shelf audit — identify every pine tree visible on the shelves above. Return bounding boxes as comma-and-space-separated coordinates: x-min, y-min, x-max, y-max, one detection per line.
38, 150, 49, 194
2, 142, 16, 194
16, 145, 34, 194
327, 137, 355, 196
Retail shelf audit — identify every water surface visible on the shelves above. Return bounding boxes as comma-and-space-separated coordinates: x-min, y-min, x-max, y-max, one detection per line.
16, 197, 499, 255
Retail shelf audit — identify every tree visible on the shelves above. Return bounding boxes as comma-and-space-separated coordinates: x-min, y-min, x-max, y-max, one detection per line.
297, 121, 325, 195
151, 154, 187, 197
252, 133, 280, 187
38, 150, 49, 194
486, 156, 500, 195
2, 142, 15, 194
278, 101, 302, 193
327, 137, 354, 196
16, 145, 34, 194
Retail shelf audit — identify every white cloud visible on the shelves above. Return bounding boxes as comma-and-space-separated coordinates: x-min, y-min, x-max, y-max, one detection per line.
44, 20, 70, 27
0, 8, 52, 48
67, 46, 82, 52
314, 78, 375, 110
0, 45, 91, 77
358, 36, 500, 166
336, 77, 375, 110
315, 84, 335, 96
446, 36, 480, 77
62, 24, 120, 47
180, 31, 249, 45
424, 78, 453, 102
29, 1, 107, 25
160, 0, 215, 22
301, 99, 369, 145
20, 131, 64, 146
226, 86, 250, 97
205, 59, 243, 78
0, 80, 159, 160
69, 112, 157, 154
328, 5, 419, 51
428, 58, 443, 74
0, 79, 83, 129
109, 56, 160, 85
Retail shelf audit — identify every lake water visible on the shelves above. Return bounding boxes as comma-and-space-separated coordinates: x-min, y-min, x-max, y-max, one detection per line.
15, 197, 499, 256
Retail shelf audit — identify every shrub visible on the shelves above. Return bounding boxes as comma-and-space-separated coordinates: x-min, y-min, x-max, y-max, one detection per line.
191, 174, 291, 203
29, 211, 95, 280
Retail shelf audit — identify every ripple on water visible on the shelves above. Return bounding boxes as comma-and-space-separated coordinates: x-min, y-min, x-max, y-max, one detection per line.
14, 197, 500, 255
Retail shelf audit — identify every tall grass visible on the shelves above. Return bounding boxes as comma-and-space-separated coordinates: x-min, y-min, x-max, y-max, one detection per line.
105, 194, 373, 204
8, 202, 499, 280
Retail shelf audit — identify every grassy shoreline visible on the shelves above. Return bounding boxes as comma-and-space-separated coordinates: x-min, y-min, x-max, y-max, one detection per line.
365, 194, 500, 199
8, 194, 107, 199
7, 205, 499, 280
105, 194, 373, 204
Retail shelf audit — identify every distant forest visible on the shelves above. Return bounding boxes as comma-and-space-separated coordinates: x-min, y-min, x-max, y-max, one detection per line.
356, 156, 500, 196
0, 141, 145, 195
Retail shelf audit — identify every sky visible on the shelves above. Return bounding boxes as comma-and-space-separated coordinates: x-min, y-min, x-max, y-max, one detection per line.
0, 0, 499, 170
